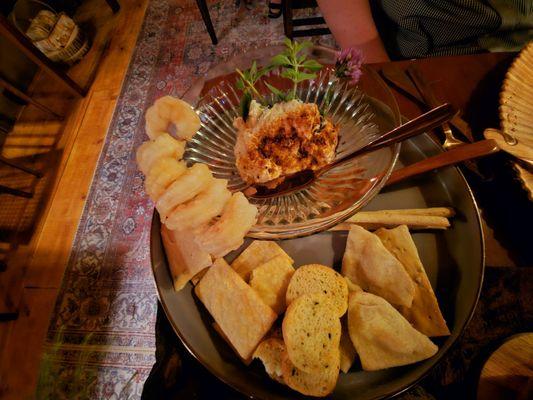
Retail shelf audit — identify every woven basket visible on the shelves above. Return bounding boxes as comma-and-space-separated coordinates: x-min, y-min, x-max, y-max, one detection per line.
32, 13, 90, 64
10, 1, 90, 65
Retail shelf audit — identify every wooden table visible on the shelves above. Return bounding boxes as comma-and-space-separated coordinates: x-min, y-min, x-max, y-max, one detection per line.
370, 52, 532, 268
477, 333, 533, 399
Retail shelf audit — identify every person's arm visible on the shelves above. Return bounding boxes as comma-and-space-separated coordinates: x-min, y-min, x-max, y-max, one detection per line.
316, 0, 390, 63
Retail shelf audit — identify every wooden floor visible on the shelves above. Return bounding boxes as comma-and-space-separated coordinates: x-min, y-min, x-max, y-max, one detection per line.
0, 1, 149, 398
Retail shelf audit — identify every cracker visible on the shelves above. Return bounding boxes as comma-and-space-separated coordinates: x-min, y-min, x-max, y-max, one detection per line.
249, 255, 295, 314
286, 264, 348, 317
344, 276, 363, 293
161, 225, 212, 291
281, 349, 339, 397
375, 225, 450, 337
212, 322, 251, 365
341, 225, 415, 308
347, 291, 438, 371
231, 240, 293, 282
339, 319, 357, 373
190, 268, 208, 286
195, 259, 277, 362
282, 293, 341, 374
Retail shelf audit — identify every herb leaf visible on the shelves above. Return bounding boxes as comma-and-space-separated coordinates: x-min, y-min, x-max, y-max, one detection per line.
235, 79, 245, 91
295, 72, 317, 82
239, 91, 252, 121
270, 39, 322, 100
271, 54, 291, 67
235, 62, 270, 110
301, 59, 323, 71
235, 39, 323, 114
250, 60, 257, 77
264, 82, 287, 101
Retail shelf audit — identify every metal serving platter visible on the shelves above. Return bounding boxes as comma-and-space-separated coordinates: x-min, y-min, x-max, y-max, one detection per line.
150, 132, 484, 399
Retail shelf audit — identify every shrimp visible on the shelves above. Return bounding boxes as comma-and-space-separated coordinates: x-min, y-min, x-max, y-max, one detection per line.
144, 157, 187, 201
156, 163, 213, 220
135, 108, 256, 259
136, 133, 185, 175
165, 178, 231, 231
145, 96, 201, 140
194, 192, 258, 257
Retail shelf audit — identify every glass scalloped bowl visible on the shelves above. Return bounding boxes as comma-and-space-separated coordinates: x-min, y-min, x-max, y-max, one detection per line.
181, 45, 401, 239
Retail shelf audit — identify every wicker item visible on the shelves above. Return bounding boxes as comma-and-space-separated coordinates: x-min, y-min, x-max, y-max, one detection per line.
25, 9, 56, 41
25, 10, 89, 65
484, 42, 533, 200
500, 42, 533, 151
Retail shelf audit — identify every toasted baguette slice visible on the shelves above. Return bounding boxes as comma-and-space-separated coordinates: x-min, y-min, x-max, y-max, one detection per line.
339, 319, 357, 373
195, 259, 277, 362
286, 264, 348, 317
249, 255, 295, 314
375, 225, 450, 337
161, 225, 212, 291
281, 349, 340, 397
282, 293, 341, 374
232, 240, 293, 282
347, 291, 438, 371
342, 225, 415, 308
253, 337, 285, 383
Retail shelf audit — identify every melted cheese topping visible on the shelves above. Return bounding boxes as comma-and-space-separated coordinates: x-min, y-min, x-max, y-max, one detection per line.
234, 100, 338, 185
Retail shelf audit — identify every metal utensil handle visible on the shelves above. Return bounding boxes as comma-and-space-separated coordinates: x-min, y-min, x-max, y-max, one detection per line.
366, 103, 457, 151
330, 103, 457, 169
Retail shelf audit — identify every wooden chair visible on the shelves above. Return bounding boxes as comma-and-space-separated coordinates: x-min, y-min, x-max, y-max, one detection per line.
282, 0, 330, 39
195, 0, 218, 45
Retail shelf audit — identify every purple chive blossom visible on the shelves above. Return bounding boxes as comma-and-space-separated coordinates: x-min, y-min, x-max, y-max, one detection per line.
335, 47, 364, 84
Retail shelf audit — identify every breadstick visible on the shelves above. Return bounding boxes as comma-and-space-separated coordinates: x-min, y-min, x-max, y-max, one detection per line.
330, 214, 450, 231
348, 213, 450, 228
346, 207, 455, 220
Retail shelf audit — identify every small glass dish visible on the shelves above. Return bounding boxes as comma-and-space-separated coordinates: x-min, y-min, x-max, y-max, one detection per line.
182, 46, 401, 239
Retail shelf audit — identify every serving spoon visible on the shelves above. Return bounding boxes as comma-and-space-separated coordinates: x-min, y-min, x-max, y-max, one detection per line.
245, 103, 458, 199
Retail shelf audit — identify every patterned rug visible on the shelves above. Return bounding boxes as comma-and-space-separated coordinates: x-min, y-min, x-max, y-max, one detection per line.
36, 1, 333, 398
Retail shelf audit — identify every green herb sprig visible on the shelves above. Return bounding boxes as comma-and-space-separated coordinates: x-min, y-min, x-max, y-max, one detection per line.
235, 39, 323, 119
235, 61, 271, 101
235, 61, 272, 120
269, 38, 322, 101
